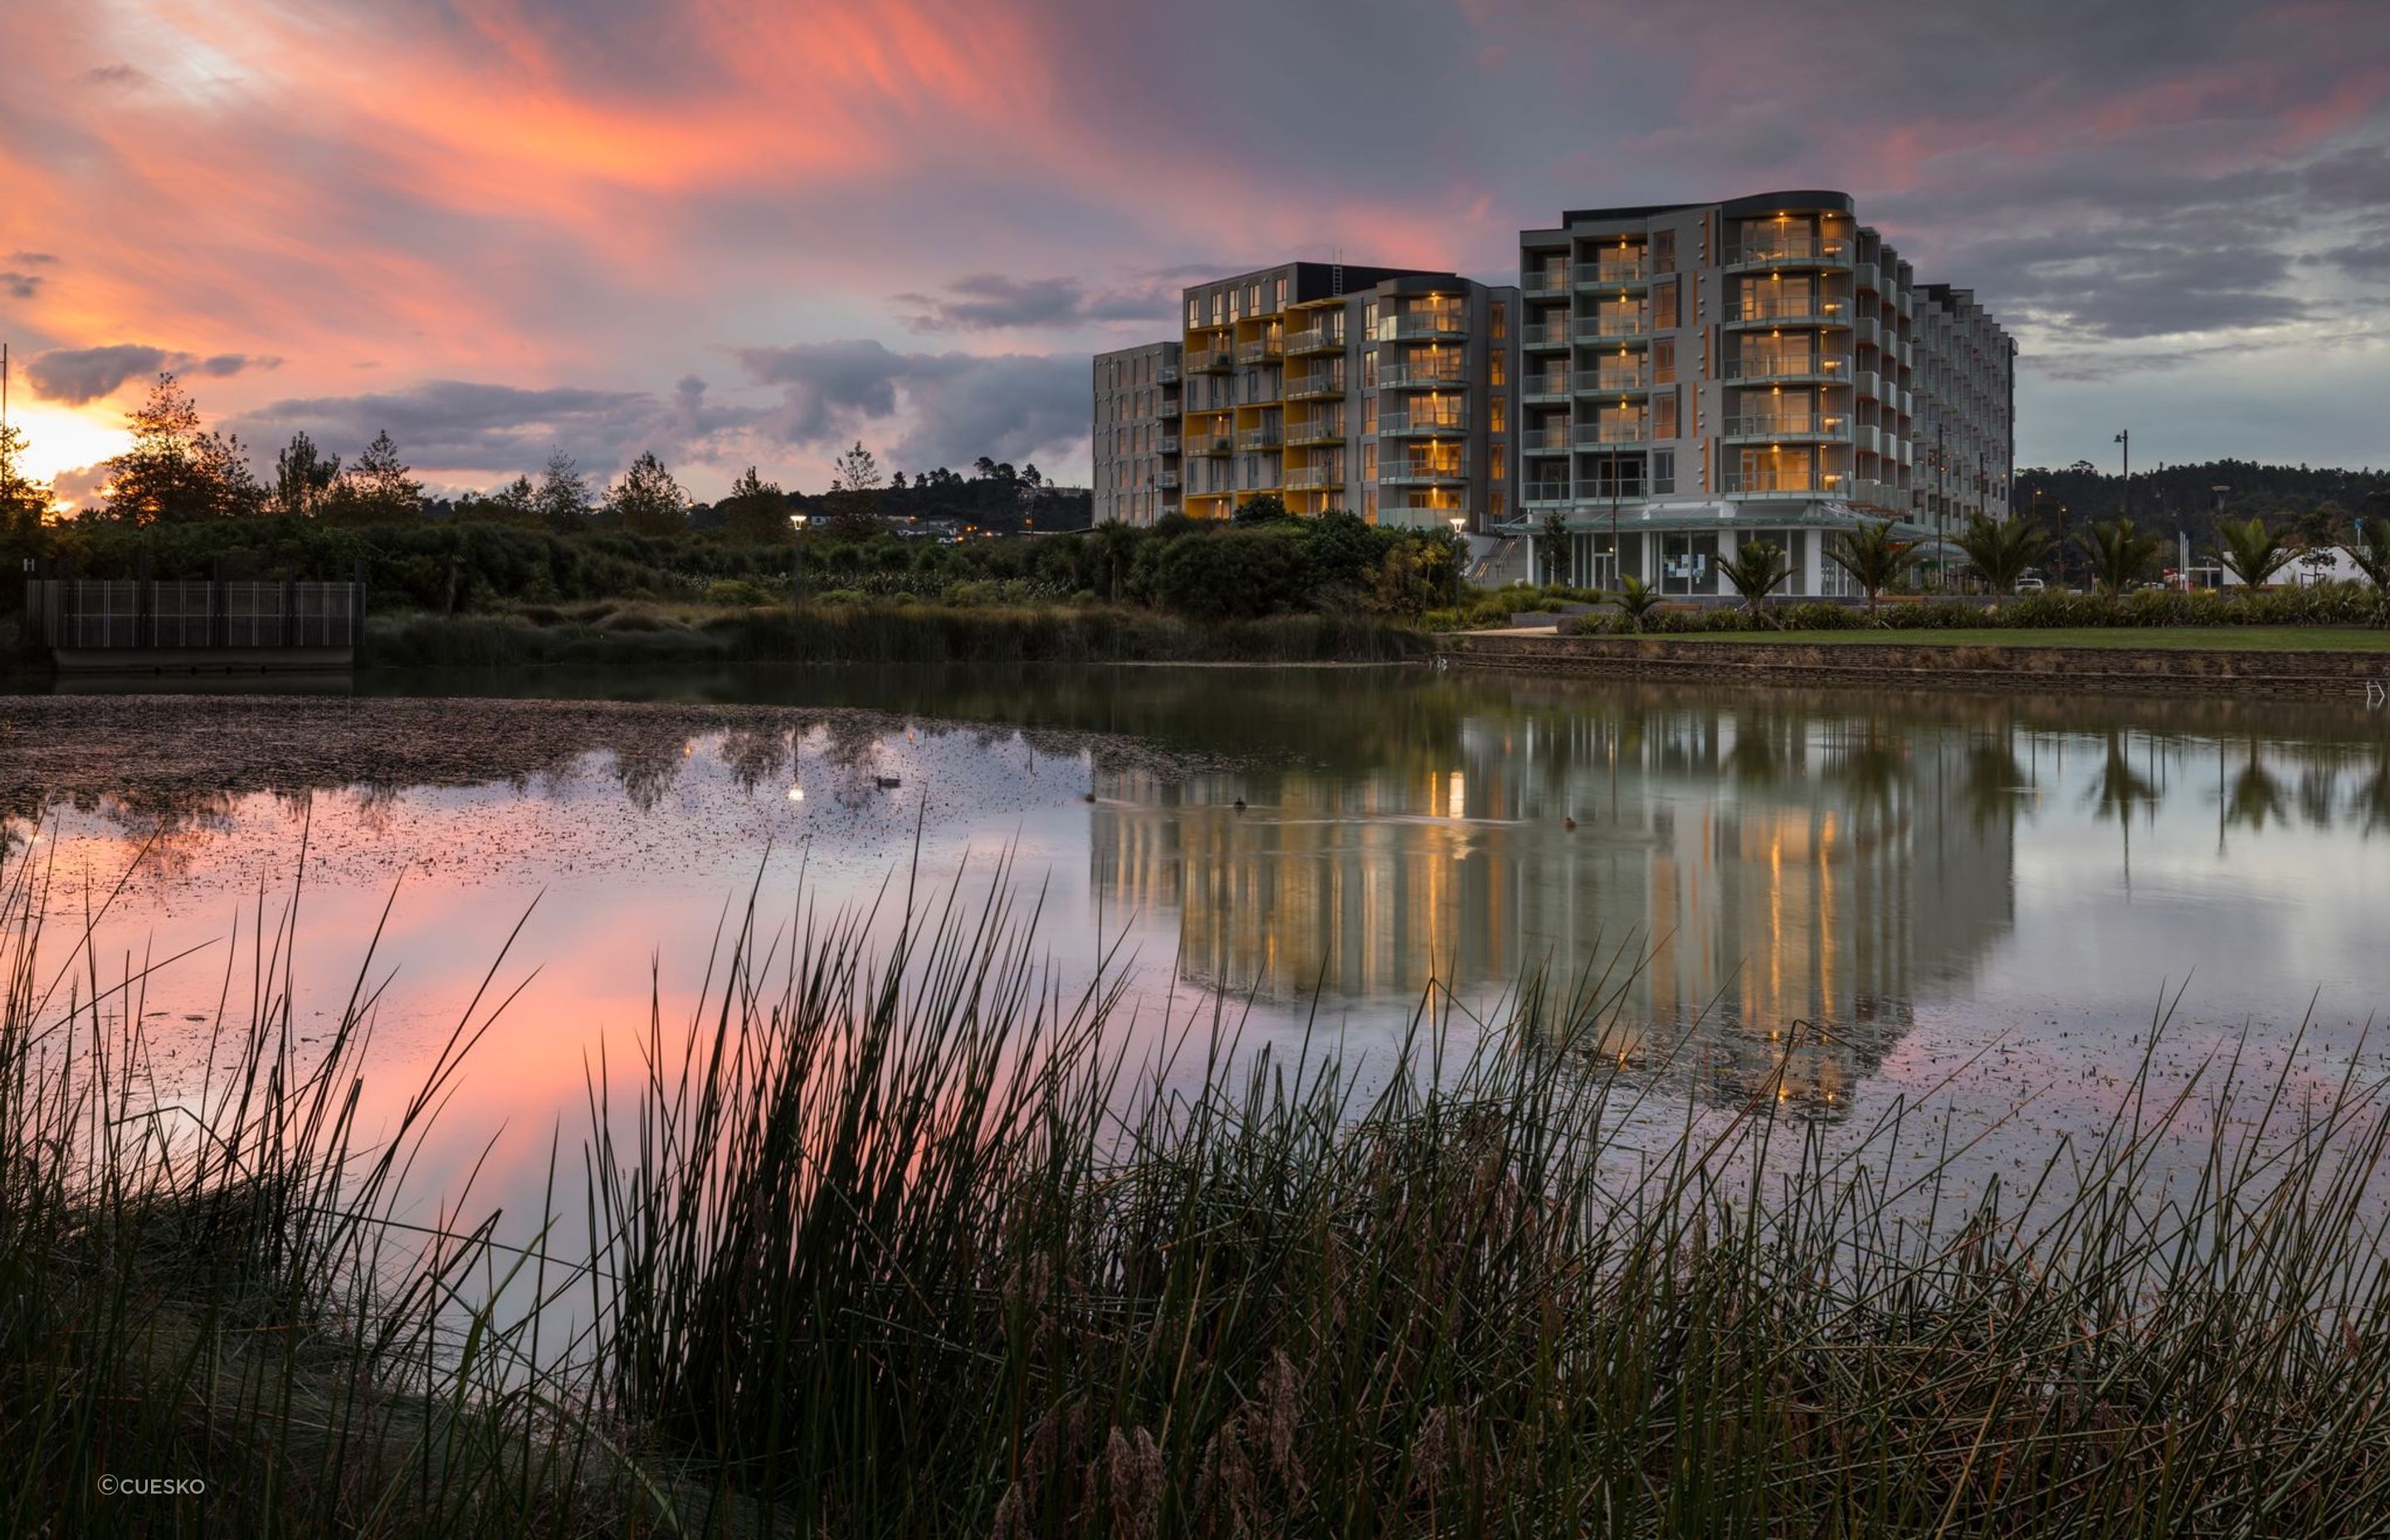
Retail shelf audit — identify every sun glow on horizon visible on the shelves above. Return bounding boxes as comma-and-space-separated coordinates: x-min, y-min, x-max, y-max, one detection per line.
2, 401, 130, 504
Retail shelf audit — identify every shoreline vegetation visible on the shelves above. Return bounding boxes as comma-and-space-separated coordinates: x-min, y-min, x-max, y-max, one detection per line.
362, 600, 1432, 668
12, 846, 2390, 1535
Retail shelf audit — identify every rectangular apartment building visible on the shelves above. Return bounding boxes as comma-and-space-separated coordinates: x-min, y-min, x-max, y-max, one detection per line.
1914, 284, 2017, 534
1094, 261, 1520, 529
1515, 190, 2015, 596
1091, 339, 1183, 525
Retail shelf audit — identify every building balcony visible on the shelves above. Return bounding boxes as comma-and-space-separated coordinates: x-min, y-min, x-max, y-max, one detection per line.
1522, 378, 1571, 403
1853, 261, 1881, 294
1285, 421, 1344, 446
1380, 460, 1470, 485
1523, 270, 1568, 298
1285, 465, 1343, 490
1848, 477, 1910, 512
1726, 297, 1851, 329
1379, 414, 1467, 438
1154, 470, 1180, 489
1719, 414, 1848, 444
1236, 428, 1282, 451
1184, 434, 1233, 456
1573, 257, 1651, 288
1574, 367, 1651, 394
1524, 485, 1573, 507
1722, 353, 1851, 383
1237, 337, 1283, 363
1156, 363, 1180, 384
1156, 400, 1181, 420
1185, 347, 1233, 373
1855, 368, 1882, 400
1854, 315, 1882, 350
1574, 420, 1651, 447
1574, 311, 1653, 341
1285, 326, 1343, 355
1387, 311, 1469, 339
1524, 321, 1571, 349
1378, 363, 1468, 389
1284, 373, 1344, 400
1852, 423, 1882, 456
1156, 433, 1181, 454
1722, 236, 1852, 271
1524, 428, 1569, 453
1724, 470, 1850, 499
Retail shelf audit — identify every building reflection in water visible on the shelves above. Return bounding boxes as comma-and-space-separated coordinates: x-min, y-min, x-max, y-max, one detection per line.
1090, 697, 2020, 1117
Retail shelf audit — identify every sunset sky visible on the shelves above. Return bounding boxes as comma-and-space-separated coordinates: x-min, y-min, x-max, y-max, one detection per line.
3, 0, 2387, 504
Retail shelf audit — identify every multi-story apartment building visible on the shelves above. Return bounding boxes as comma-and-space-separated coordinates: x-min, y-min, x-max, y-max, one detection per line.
1091, 192, 2013, 581
1095, 262, 1519, 529
1518, 190, 2009, 596
1091, 339, 1182, 525
1913, 284, 2017, 537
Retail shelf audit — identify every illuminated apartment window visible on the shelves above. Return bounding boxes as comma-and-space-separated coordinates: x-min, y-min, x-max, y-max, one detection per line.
1362, 441, 1378, 480
1211, 293, 1226, 325
1275, 277, 1287, 310
1490, 301, 1508, 339
1654, 389, 1678, 439
1490, 489, 1505, 519
1362, 348, 1378, 387
1363, 299, 1379, 333
1654, 279, 1679, 330
1363, 486, 1378, 520
1654, 339, 1676, 385
1489, 352, 1506, 386
1363, 395, 1378, 432
1654, 229, 1675, 272
1489, 395, 1507, 432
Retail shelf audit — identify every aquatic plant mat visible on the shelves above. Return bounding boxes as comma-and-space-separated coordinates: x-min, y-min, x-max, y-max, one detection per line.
7, 833, 2390, 1537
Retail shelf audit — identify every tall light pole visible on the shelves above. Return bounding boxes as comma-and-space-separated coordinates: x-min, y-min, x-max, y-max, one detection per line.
2114, 428, 2131, 524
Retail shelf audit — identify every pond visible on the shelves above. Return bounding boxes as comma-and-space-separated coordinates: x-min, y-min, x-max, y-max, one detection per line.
4, 663, 2387, 1226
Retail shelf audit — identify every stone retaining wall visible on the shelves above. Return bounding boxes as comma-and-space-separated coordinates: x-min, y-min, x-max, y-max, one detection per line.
1438, 632, 2390, 700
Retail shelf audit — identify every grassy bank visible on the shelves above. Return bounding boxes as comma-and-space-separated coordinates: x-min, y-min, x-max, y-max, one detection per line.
364, 599, 1431, 669
13, 843, 2390, 1535
1551, 625, 2390, 652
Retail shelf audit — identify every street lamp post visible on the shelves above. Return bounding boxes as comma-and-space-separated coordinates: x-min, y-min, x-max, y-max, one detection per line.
2114, 428, 2131, 524
789, 513, 809, 608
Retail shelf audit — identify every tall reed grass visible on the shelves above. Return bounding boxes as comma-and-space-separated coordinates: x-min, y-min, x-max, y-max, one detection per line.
9, 835, 2390, 1536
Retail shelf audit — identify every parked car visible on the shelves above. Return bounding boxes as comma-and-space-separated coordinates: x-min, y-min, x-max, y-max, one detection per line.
2014, 576, 2046, 595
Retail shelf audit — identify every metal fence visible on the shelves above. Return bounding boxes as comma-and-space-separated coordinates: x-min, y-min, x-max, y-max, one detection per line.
24, 580, 360, 651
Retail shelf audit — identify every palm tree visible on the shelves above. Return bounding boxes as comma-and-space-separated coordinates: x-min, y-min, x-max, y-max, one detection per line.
1606, 574, 1664, 633
1719, 539, 1791, 624
2339, 516, 2390, 592
1092, 518, 1138, 603
2215, 516, 2295, 595
1950, 511, 2048, 601
2077, 517, 2163, 596
1825, 518, 1922, 619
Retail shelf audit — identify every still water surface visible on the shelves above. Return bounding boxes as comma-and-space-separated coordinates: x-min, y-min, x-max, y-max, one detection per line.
7, 664, 2388, 1223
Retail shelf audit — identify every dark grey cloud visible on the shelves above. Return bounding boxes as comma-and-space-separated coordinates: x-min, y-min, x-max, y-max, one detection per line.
26, 344, 281, 404
894, 273, 1173, 334
8, 251, 58, 265
2, 271, 41, 300
734, 339, 1085, 473
224, 378, 754, 478
78, 63, 149, 89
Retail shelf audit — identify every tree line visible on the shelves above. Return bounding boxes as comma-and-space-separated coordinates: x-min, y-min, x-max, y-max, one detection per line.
1, 372, 1089, 541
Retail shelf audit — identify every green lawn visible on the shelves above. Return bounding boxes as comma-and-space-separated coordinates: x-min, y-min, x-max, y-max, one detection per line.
1618, 626, 2390, 652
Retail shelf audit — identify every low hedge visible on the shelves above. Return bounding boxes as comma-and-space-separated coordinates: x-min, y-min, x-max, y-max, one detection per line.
1552, 585, 2390, 636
